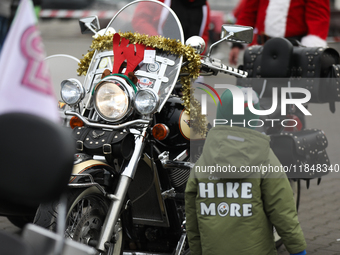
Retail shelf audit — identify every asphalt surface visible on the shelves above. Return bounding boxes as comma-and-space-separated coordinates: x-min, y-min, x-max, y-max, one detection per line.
1, 20, 340, 255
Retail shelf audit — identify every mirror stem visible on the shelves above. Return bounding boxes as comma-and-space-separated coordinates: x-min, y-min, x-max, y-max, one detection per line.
86, 22, 98, 35
207, 32, 234, 58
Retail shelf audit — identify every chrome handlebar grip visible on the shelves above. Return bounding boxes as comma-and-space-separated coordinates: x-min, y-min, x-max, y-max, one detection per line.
201, 57, 248, 78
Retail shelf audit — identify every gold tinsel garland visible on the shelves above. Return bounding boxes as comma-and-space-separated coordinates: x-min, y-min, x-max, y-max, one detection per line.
77, 32, 207, 136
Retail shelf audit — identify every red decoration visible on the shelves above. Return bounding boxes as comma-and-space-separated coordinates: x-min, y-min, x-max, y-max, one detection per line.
112, 33, 153, 75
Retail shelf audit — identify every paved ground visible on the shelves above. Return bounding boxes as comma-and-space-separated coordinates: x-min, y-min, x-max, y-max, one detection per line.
277, 174, 340, 255
0, 216, 21, 234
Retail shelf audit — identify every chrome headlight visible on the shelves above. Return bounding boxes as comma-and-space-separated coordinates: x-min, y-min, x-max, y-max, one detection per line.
135, 89, 159, 115
94, 77, 134, 122
60, 79, 85, 105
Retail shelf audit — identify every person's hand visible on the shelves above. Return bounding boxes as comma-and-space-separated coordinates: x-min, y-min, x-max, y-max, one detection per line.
290, 250, 306, 255
229, 47, 240, 66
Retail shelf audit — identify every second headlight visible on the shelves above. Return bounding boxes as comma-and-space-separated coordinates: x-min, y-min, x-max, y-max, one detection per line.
60, 79, 85, 106
135, 89, 159, 115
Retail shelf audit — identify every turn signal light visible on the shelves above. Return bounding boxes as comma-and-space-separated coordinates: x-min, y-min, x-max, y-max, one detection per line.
70, 116, 84, 129
152, 124, 169, 140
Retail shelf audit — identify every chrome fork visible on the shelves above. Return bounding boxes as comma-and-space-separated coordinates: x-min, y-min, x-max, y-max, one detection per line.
96, 126, 148, 252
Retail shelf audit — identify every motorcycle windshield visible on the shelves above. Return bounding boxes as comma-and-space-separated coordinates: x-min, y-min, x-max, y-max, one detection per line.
45, 54, 84, 121
105, 0, 184, 112
46, 54, 84, 102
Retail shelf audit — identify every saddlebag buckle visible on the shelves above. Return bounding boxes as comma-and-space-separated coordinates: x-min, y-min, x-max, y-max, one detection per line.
76, 140, 84, 151
103, 144, 112, 154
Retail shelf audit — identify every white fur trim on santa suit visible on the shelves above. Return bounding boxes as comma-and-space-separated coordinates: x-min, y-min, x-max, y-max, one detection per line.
158, 0, 171, 35
301, 34, 327, 47
265, 0, 291, 38
199, 5, 208, 37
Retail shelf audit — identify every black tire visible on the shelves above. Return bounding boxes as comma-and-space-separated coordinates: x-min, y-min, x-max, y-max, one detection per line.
274, 179, 300, 248
34, 187, 124, 255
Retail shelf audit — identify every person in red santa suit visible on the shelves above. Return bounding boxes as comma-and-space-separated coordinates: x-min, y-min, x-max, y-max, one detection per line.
132, 0, 210, 52
229, 0, 330, 65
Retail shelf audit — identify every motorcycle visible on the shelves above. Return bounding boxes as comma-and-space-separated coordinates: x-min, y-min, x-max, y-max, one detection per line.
236, 36, 338, 189
32, 0, 337, 252
32, 0, 252, 254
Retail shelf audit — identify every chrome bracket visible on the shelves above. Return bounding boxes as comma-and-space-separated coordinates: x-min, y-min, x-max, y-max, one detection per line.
68, 173, 106, 196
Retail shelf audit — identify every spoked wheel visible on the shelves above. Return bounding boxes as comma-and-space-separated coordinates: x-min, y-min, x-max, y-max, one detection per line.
34, 187, 124, 255
274, 179, 300, 248
68, 195, 107, 242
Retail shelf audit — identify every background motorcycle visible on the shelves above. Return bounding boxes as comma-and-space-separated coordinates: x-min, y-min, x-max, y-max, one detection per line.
235, 36, 339, 246
32, 0, 251, 254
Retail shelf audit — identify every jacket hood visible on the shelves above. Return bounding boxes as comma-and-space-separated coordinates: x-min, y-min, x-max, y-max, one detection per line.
194, 125, 271, 179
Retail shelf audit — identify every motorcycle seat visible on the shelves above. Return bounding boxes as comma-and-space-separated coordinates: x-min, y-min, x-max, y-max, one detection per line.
260, 37, 293, 78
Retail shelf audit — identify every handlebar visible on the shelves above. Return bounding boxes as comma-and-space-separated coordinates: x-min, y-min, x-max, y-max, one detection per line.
65, 111, 150, 129
201, 57, 248, 78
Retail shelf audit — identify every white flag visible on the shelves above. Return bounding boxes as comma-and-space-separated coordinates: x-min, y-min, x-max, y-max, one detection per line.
0, 0, 59, 123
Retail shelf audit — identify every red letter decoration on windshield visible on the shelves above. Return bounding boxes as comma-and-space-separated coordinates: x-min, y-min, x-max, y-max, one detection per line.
112, 33, 153, 75
112, 33, 130, 74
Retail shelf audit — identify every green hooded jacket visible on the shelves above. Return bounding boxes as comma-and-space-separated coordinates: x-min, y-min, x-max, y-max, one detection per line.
185, 125, 306, 255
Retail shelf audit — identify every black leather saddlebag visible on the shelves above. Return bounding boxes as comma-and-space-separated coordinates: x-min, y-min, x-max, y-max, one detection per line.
324, 64, 340, 112
238, 37, 340, 108
290, 47, 340, 105
270, 129, 330, 180
72, 127, 135, 160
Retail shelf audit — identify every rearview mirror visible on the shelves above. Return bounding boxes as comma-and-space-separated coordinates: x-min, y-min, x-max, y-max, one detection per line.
207, 24, 253, 57
79, 16, 100, 35
221, 25, 253, 43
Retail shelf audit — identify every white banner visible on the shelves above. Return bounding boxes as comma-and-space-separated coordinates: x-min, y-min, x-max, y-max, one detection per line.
0, 0, 59, 123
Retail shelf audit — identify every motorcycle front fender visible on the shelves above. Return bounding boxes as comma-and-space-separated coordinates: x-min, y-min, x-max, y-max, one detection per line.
68, 158, 135, 243
69, 159, 118, 189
